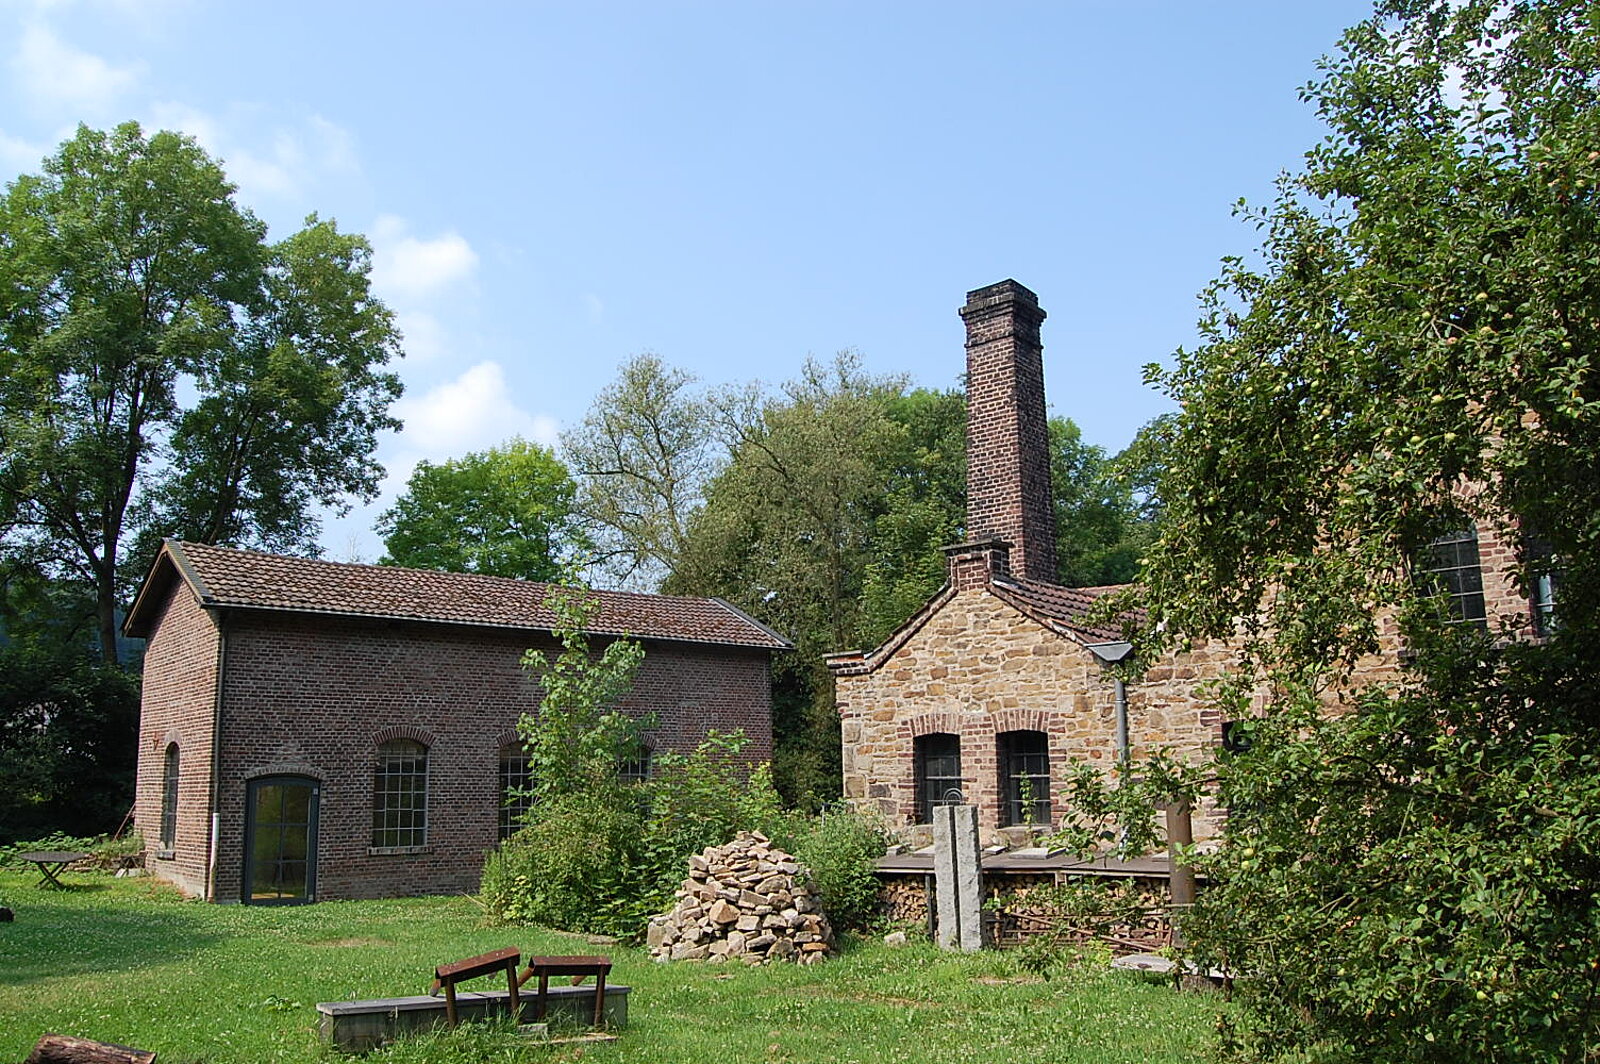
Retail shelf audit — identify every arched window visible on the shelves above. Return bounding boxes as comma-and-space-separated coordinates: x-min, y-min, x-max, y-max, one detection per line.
998, 730, 1051, 826
914, 733, 962, 824
160, 743, 180, 849
373, 739, 427, 849
498, 743, 532, 841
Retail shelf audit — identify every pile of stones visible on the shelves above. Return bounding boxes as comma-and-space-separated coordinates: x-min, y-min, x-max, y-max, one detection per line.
647, 831, 834, 965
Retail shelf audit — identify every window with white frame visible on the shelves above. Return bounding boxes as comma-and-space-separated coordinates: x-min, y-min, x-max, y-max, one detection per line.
1417, 526, 1488, 627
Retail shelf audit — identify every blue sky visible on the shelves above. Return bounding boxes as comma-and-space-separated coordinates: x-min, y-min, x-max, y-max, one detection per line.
0, 0, 1374, 561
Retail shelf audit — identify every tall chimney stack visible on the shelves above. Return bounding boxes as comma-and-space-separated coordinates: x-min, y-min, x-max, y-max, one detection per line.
960, 279, 1057, 584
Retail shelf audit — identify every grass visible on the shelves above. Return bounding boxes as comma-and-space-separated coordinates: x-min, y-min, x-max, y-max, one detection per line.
0, 870, 1220, 1063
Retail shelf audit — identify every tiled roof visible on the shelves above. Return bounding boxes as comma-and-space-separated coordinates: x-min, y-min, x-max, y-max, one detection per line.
125, 541, 791, 650
826, 572, 1141, 676
988, 576, 1138, 643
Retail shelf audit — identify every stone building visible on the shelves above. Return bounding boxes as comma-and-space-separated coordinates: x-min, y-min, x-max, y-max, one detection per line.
124, 540, 788, 903
827, 280, 1545, 845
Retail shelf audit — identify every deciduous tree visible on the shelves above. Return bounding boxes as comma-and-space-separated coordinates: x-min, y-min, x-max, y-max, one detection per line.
378, 438, 582, 581
0, 123, 402, 664
1134, 1, 1600, 1057
562, 354, 717, 590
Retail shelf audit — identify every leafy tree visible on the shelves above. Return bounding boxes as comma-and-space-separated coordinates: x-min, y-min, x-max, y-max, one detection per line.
563, 354, 718, 590
1134, 1, 1600, 1058
0, 123, 401, 663
516, 582, 647, 803
378, 438, 582, 581
0, 641, 139, 843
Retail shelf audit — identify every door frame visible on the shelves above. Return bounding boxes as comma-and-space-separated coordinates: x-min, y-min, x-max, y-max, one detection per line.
242, 775, 320, 905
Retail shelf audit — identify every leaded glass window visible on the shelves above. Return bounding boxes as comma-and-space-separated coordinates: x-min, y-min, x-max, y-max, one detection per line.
373, 739, 427, 848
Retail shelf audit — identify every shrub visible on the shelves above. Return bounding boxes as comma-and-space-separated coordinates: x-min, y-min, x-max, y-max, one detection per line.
482, 730, 786, 940
479, 785, 652, 935
786, 805, 889, 934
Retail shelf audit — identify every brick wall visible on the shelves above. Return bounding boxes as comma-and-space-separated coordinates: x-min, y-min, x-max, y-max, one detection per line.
137, 606, 772, 902
836, 586, 1229, 844
133, 581, 220, 898
960, 280, 1057, 584
837, 520, 1549, 849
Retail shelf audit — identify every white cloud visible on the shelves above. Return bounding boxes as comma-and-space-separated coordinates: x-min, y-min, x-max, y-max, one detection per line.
0, 127, 49, 174
370, 215, 479, 303
12, 22, 143, 117
392, 361, 555, 465
582, 292, 605, 324
394, 310, 450, 363
145, 101, 362, 204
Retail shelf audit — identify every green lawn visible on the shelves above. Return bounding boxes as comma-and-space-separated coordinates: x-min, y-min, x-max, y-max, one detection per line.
0, 871, 1218, 1063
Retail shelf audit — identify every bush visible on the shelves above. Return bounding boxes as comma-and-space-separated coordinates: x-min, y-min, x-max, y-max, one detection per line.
482, 731, 787, 940
785, 805, 889, 934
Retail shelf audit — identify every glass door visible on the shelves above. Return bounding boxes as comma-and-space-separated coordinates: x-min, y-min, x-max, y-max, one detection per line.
244, 777, 318, 904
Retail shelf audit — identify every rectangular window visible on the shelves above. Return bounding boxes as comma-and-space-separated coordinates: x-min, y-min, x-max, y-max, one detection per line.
618, 747, 653, 784
1417, 527, 1487, 627
373, 739, 427, 849
914, 733, 962, 824
498, 749, 531, 841
999, 731, 1052, 826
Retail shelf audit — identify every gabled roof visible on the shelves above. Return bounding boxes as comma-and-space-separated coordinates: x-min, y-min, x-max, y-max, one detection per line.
988, 575, 1132, 643
123, 540, 792, 651
824, 572, 1136, 677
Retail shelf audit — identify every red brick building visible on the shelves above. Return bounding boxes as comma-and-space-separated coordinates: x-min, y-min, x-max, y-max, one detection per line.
828, 280, 1546, 844
124, 542, 788, 903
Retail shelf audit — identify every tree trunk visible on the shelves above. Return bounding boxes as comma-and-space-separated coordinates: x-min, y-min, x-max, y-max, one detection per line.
25, 1033, 157, 1064
96, 578, 121, 667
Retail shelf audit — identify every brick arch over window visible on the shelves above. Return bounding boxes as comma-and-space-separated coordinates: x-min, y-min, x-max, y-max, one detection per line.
244, 762, 325, 782
494, 728, 521, 750
372, 725, 437, 748
156, 726, 183, 752
905, 711, 967, 739
988, 709, 1059, 736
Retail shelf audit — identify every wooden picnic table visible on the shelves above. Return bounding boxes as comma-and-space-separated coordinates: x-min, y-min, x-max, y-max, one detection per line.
15, 851, 89, 888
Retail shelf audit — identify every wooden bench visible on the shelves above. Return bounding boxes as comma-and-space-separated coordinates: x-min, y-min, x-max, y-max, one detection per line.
429, 947, 522, 1027
517, 955, 613, 1028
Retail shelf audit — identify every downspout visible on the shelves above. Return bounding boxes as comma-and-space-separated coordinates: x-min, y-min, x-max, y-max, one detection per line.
207, 608, 227, 902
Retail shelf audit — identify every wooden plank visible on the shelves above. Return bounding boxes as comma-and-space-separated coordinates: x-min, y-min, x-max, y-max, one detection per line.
25, 1033, 157, 1064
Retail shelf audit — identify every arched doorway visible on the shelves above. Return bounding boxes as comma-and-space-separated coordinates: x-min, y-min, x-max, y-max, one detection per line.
244, 776, 319, 904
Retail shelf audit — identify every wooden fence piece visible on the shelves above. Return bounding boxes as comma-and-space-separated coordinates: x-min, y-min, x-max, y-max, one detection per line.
25, 1033, 157, 1064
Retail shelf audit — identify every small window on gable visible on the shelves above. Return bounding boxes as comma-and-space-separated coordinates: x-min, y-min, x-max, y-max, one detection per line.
160, 743, 179, 849
1416, 526, 1487, 627
914, 733, 963, 824
373, 738, 427, 849
498, 744, 532, 842
998, 730, 1051, 826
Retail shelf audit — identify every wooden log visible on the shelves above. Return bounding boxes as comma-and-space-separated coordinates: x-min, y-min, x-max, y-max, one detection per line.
25, 1033, 157, 1064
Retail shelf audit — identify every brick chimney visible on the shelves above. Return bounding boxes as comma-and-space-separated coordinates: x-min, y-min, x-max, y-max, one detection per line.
959, 280, 1057, 584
